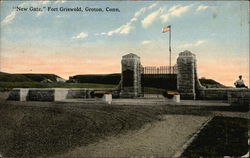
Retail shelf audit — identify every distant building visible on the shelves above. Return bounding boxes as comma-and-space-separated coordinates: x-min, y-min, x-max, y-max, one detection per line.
56, 77, 66, 83
41, 79, 53, 83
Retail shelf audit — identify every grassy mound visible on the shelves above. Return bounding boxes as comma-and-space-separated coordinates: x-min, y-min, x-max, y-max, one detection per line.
0, 73, 33, 82
182, 116, 248, 157
199, 77, 227, 88
70, 73, 121, 84
0, 72, 63, 82
22, 74, 62, 82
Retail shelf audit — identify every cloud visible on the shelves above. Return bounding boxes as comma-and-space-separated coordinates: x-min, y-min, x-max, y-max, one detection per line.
1, 1, 53, 24
141, 40, 152, 45
134, 7, 147, 17
130, 17, 137, 22
178, 40, 206, 48
106, 21, 134, 36
55, 0, 66, 4
36, 11, 45, 17
148, 3, 158, 9
1, 1, 33, 25
55, 15, 67, 18
160, 4, 193, 23
169, 5, 192, 17
160, 14, 170, 23
42, 1, 50, 5
107, 2, 158, 34
193, 40, 205, 46
196, 5, 209, 11
1, 11, 17, 25
134, 2, 157, 17
95, 3, 157, 36
141, 7, 163, 28
168, 5, 180, 13
72, 32, 88, 39
96, 15, 136, 36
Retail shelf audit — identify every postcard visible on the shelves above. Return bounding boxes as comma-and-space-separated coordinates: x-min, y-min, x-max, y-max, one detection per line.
0, 0, 249, 157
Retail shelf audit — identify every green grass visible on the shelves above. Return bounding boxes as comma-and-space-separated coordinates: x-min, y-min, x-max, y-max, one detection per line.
143, 87, 166, 94
0, 82, 47, 91
0, 82, 166, 95
182, 116, 249, 157
0, 82, 116, 91
46, 83, 117, 88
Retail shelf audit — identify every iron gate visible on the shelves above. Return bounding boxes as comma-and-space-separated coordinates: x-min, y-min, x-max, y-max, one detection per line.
141, 66, 177, 98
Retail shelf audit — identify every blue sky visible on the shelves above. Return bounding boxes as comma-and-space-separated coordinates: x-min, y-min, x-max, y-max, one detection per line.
0, 0, 249, 86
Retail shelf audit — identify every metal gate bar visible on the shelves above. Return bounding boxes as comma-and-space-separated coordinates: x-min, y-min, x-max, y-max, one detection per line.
141, 65, 177, 98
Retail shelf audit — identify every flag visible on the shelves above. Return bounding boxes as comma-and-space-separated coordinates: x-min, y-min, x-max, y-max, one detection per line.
162, 25, 171, 33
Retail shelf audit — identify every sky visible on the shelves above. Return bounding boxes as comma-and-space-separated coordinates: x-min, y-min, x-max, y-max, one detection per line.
0, 0, 249, 86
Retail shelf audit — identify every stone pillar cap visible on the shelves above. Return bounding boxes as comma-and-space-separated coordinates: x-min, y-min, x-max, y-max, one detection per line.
179, 50, 195, 57
122, 53, 140, 59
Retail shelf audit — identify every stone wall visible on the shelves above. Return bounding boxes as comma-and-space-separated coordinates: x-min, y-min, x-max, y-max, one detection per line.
228, 89, 250, 106
197, 88, 250, 100
197, 88, 250, 105
197, 88, 228, 100
28, 89, 55, 101
67, 88, 119, 99
7, 89, 22, 101
7, 88, 119, 101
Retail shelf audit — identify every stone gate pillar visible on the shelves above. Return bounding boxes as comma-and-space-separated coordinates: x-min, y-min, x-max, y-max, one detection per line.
120, 53, 141, 98
177, 50, 196, 100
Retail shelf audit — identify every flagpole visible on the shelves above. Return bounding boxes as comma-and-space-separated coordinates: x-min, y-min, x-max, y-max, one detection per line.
169, 25, 171, 74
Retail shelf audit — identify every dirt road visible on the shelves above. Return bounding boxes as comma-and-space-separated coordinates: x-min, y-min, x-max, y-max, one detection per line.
54, 115, 210, 157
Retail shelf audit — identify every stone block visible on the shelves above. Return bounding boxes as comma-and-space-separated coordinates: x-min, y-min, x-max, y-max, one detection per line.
7, 89, 20, 101
28, 89, 54, 101
102, 94, 112, 104
54, 89, 68, 101
20, 89, 29, 101
7, 88, 29, 101
67, 89, 87, 98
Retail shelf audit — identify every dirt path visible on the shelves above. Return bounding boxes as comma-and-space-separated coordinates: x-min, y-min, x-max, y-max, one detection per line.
53, 115, 210, 157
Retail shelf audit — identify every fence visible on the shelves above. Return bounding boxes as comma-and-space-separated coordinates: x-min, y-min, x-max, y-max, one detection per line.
142, 66, 177, 75
141, 66, 177, 97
